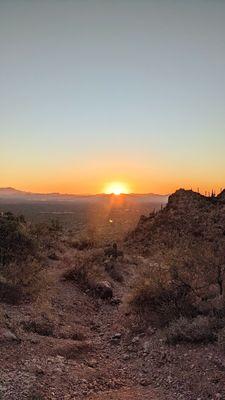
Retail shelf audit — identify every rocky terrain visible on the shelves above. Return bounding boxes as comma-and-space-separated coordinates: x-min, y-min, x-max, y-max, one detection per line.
2, 250, 225, 400
1, 190, 225, 399
127, 188, 225, 255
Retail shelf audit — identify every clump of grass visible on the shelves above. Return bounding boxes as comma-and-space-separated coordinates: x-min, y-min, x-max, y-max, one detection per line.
165, 316, 217, 344
67, 237, 94, 251
57, 325, 86, 341
0, 306, 6, 327
128, 264, 196, 327
3, 259, 48, 301
63, 248, 107, 288
22, 317, 54, 337
28, 392, 45, 400
217, 327, 225, 350
0, 276, 24, 304
0, 212, 52, 304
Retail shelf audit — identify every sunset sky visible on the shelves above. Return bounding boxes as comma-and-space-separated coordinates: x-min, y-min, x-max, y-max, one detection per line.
1, 0, 225, 195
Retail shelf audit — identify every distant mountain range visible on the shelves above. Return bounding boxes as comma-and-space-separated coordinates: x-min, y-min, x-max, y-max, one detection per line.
0, 187, 168, 203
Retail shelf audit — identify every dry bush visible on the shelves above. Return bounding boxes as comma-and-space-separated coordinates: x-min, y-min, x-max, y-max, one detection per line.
28, 391, 45, 400
22, 316, 54, 336
31, 219, 62, 251
165, 240, 225, 300
104, 260, 124, 283
63, 249, 107, 288
128, 237, 225, 327
165, 316, 217, 344
2, 259, 48, 302
0, 212, 49, 304
217, 327, 225, 350
0, 212, 37, 267
128, 264, 196, 327
127, 190, 225, 337
56, 325, 86, 341
0, 306, 6, 327
0, 277, 24, 304
67, 237, 94, 251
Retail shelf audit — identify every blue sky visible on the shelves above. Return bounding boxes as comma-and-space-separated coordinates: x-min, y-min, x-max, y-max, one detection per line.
1, 0, 225, 194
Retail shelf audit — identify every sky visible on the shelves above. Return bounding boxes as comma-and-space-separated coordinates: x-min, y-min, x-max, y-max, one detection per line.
1, 0, 225, 195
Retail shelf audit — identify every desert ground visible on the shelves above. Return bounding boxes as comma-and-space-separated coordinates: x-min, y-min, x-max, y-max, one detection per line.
1, 191, 225, 399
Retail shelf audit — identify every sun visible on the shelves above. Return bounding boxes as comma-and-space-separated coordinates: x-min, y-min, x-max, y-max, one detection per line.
103, 182, 130, 195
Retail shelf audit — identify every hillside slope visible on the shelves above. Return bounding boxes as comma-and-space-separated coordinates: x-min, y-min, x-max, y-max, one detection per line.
127, 188, 225, 256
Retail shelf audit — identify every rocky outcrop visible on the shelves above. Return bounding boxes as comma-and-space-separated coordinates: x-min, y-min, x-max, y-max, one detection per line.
126, 188, 225, 256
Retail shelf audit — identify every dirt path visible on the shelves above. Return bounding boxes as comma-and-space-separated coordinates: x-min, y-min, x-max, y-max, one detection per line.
2, 255, 224, 399
0, 256, 166, 400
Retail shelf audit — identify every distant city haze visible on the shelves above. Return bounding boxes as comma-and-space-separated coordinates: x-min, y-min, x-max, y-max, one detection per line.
1, 0, 225, 194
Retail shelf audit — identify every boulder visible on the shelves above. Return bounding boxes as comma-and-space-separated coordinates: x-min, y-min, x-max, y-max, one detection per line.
95, 280, 113, 299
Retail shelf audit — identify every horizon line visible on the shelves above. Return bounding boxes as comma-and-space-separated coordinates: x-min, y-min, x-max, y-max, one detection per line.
0, 186, 169, 197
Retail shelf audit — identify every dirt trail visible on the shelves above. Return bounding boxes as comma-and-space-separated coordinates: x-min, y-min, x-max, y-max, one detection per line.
0, 256, 166, 400
2, 255, 223, 399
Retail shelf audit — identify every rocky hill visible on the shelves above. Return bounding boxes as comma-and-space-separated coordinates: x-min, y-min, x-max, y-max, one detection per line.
127, 188, 225, 257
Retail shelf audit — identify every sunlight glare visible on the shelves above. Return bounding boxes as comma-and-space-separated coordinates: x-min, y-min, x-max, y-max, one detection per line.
103, 182, 130, 195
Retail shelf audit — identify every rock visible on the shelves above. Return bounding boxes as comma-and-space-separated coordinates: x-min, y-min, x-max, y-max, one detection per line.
111, 333, 122, 344
132, 336, 139, 344
22, 318, 54, 337
35, 366, 45, 375
0, 328, 19, 342
139, 378, 150, 386
112, 333, 122, 340
86, 358, 98, 368
48, 252, 60, 261
213, 358, 225, 371
104, 243, 124, 259
95, 280, 113, 299
30, 337, 40, 344
110, 297, 122, 306
143, 341, 150, 353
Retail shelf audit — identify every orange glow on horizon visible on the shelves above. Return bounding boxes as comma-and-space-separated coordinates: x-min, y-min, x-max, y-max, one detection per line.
103, 182, 130, 195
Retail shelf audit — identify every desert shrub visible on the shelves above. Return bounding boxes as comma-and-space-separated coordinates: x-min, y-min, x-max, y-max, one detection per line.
22, 317, 54, 336
0, 212, 37, 267
68, 237, 94, 251
104, 260, 124, 282
165, 239, 225, 301
0, 306, 6, 326
0, 212, 47, 303
28, 392, 45, 400
128, 264, 197, 327
165, 316, 217, 344
217, 327, 225, 350
31, 219, 62, 251
63, 249, 113, 299
56, 325, 86, 341
0, 278, 23, 304
5, 259, 45, 294
64, 249, 106, 286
